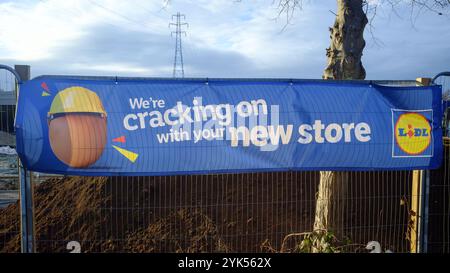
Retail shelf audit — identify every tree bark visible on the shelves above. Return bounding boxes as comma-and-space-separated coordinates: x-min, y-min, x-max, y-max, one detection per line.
323, 0, 367, 80
313, 0, 368, 242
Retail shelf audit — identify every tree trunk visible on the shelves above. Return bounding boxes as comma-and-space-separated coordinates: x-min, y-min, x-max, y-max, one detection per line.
313, 0, 368, 243
323, 0, 367, 80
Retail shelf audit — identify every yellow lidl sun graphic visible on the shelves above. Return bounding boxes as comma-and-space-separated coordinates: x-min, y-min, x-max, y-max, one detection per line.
394, 112, 432, 156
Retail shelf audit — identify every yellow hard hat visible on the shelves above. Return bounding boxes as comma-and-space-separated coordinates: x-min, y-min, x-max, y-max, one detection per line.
48, 86, 106, 117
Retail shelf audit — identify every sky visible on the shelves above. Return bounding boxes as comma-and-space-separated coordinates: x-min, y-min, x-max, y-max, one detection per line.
0, 0, 449, 80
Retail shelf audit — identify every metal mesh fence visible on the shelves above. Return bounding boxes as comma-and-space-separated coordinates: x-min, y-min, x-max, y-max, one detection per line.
427, 74, 450, 253
428, 140, 450, 253
0, 68, 19, 252
0, 73, 449, 253
1, 171, 410, 253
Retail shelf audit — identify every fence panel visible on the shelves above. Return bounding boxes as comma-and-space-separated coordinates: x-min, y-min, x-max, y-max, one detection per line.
428, 74, 450, 253
1, 171, 412, 253
428, 139, 450, 252
1, 76, 448, 253
0, 67, 20, 252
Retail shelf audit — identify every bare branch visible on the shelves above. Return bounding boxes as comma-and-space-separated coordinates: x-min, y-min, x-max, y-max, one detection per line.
161, 0, 171, 11
363, 1, 385, 48
362, 0, 449, 46
274, 0, 304, 31
380, 0, 449, 18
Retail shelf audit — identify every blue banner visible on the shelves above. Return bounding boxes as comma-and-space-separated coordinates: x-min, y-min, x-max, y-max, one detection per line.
15, 76, 443, 176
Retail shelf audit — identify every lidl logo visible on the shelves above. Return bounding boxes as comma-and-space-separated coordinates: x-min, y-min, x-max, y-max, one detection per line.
392, 110, 433, 157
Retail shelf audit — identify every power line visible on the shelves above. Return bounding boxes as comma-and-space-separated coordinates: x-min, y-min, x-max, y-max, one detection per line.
169, 12, 188, 78
87, 0, 153, 29
131, 0, 168, 21
38, 0, 123, 30
38, 0, 151, 31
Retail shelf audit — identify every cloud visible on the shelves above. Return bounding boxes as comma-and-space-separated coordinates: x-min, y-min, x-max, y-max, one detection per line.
0, 0, 448, 80
0, 0, 84, 61
0, 23, 255, 77
363, 3, 450, 79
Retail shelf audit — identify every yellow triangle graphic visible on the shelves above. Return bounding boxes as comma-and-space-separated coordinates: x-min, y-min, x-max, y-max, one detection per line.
112, 145, 138, 163
42, 91, 51, 96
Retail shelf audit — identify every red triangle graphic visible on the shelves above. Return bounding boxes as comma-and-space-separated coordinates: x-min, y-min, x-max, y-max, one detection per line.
113, 136, 126, 143
41, 82, 49, 91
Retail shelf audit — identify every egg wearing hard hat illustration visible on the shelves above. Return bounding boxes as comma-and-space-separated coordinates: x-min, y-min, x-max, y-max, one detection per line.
48, 86, 107, 168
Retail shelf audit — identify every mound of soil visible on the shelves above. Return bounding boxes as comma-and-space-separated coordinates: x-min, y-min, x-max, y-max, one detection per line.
0, 171, 411, 253
0, 176, 232, 253
0, 173, 317, 253
124, 208, 229, 253
1, 177, 110, 252
0, 197, 20, 251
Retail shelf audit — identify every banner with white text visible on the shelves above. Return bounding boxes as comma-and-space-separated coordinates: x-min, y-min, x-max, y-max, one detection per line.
15, 76, 443, 175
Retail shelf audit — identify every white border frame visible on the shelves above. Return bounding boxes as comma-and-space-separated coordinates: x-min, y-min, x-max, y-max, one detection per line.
391, 108, 434, 158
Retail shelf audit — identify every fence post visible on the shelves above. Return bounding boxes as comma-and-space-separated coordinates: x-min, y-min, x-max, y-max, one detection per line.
19, 162, 34, 253
420, 169, 430, 253
410, 170, 421, 253
410, 77, 431, 253
15, 65, 35, 253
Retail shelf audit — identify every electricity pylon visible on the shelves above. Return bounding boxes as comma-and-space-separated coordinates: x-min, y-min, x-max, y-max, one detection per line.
169, 12, 188, 78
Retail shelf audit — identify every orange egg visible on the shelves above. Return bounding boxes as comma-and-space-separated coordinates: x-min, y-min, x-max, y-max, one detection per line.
49, 114, 107, 168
